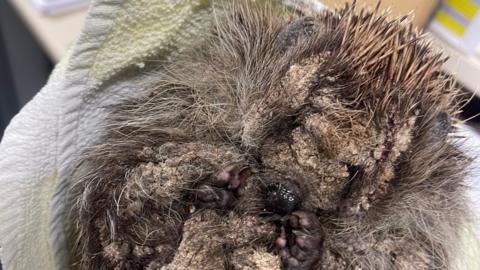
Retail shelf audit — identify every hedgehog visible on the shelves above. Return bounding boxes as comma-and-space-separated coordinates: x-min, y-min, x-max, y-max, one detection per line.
67, 1, 473, 269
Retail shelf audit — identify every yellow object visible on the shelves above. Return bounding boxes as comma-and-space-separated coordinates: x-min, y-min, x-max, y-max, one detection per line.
430, 0, 480, 53
445, 0, 479, 20
435, 9, 467, 36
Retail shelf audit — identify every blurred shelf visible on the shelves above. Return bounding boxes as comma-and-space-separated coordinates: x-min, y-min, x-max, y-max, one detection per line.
8, 0, 88, 62
429, 33, 480, 96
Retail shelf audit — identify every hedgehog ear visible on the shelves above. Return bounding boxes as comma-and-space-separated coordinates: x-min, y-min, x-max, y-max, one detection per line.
275, 17, 316, 50
432, 112, 452, 140
422, 112, 452, 146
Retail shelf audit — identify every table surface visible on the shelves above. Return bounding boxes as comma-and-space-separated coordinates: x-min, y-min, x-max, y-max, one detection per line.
8, 0, 87, 63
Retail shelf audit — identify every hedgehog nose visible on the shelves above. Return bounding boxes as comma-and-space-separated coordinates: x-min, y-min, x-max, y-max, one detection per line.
264, 181, 303, 215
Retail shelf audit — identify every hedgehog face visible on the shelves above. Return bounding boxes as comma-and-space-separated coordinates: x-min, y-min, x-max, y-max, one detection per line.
70, 2, 469, 270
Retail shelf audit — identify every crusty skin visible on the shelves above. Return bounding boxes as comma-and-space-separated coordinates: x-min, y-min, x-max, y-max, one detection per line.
68, 1, 471, 269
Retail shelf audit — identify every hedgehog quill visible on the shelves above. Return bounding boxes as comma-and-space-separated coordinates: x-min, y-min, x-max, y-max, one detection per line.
68, 1, 473, 269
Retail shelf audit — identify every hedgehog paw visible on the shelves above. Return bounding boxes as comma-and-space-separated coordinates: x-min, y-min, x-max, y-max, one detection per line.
193, 164, 251, 210
193, 185, 237, 209
276, 211, 322, 270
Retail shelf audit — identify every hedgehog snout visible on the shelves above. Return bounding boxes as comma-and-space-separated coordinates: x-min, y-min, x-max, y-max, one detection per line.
263, 180, 303, 215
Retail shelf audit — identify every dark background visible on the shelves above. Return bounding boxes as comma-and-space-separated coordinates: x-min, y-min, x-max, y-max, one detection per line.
0, 0, 53, 140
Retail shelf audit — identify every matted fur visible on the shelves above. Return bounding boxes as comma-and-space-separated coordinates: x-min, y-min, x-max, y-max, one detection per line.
68, 1, 472, 269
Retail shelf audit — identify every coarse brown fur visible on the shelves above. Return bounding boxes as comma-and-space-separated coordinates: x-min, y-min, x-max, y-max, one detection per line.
68, 1, 472, 269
